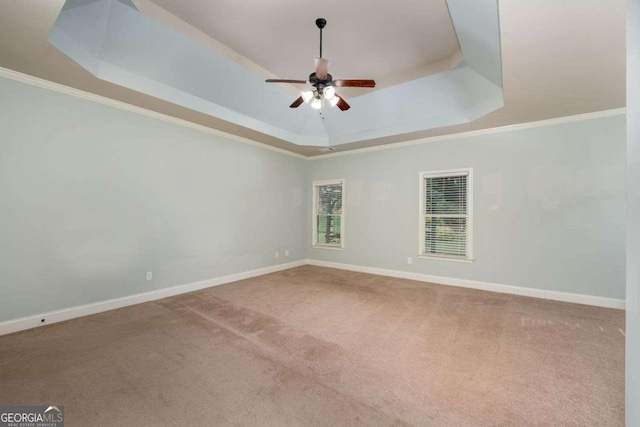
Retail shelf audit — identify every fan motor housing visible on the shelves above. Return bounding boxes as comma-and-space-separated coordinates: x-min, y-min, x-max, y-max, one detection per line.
309, 72, 333, 90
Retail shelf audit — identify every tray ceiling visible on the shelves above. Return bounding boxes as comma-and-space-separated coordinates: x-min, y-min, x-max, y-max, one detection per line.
48, 0, 504, 148
0, 0, 625, 156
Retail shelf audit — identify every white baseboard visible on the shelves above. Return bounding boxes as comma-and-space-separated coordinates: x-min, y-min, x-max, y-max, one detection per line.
0, 258, 624, 336
0, 260, 306, 336
306, 259, 626, 310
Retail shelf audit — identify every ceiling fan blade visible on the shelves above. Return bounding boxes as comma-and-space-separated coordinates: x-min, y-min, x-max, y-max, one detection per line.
315, 57, 329, 79
289, 96, 304, 108
336, 96, 350, 111
266, 79, 307, 84
334, 79, 376, 88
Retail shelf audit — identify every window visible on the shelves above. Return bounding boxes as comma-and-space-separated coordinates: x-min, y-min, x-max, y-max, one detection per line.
419, 169, 473, 261
313, 179, 344, 249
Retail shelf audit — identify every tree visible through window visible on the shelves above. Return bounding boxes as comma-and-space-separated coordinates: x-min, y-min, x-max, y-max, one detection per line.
420, 170, 472, 259
313, 180, 344, 247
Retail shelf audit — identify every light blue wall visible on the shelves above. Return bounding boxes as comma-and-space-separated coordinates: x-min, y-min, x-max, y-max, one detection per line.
0, 72, 629, 326
627, 0, 640, 424
309, 115, 627, 299
0, 76, 308, 322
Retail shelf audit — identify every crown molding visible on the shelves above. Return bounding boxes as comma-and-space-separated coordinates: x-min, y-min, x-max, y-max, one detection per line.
0, 66, 307, 160
311, 107, 627, 159
1, 66, 626, 160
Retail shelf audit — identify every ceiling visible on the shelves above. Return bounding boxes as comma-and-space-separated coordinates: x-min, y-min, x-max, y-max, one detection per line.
42, 0, 505, 147
0, 0, 626, 156
149, 0, 461, 86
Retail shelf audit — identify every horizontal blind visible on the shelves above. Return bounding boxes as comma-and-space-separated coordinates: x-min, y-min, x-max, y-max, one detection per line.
316, 183, 343, 246
317, 184, 342, 214
423, 173, 468, 257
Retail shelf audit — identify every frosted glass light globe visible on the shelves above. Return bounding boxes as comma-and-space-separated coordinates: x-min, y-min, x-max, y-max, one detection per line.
311, 98, 322, 109
323, 86, 336, 100
301, 90, 314, 103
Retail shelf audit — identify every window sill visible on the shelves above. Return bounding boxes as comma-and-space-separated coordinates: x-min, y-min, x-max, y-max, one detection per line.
418, 255, 474, 263
312, 245, 344, 251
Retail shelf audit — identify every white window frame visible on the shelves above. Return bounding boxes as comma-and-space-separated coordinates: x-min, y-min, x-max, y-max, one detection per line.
312, 179, 345, 250
418, 168, 473, 263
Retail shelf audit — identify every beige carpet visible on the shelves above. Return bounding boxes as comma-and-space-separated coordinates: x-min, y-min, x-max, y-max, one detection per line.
0, 266, 625, 426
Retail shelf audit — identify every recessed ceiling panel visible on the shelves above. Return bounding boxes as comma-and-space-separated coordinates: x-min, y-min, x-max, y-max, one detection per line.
148, 0, 461, 82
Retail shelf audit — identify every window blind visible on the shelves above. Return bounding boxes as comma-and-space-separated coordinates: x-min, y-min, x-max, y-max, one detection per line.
421, 172, 470, 258
314, 181, 343, 247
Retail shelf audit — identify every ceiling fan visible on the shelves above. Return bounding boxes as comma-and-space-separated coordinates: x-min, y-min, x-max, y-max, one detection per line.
265, 18, 376, 111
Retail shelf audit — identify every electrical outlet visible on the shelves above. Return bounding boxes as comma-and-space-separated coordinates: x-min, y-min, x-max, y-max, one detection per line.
275, 251, 280, 258
407, 257, 413, 265
146, 271, 153, 280
285, 250, 290, 257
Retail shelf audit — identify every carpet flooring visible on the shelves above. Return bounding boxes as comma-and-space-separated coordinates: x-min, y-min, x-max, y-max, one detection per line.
0, 266, 625, 426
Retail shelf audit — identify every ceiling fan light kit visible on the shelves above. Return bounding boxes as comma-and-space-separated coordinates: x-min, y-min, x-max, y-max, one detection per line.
304, 85, 338, 110
265, 18, 376, 111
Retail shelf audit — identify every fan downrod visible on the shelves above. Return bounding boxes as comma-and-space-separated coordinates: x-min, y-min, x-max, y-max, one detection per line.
263, 16, 375, 111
